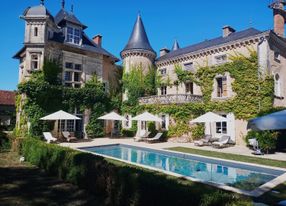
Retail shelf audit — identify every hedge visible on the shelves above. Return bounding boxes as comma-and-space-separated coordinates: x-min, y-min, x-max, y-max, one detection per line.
20, 138, 251, 206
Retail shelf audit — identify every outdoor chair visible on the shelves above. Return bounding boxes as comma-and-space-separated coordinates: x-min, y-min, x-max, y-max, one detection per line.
43, 132, 57, 144
145, 133, 163, 143
248, 138, 264, 155
212, 135, 230, 148
194, 134, 212, 146
134, 131, 150, 142
62, 131, 77, 142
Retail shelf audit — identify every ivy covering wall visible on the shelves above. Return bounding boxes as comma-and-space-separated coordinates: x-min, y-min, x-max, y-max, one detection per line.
122, 52, 275, 137
16, 60, 113, 138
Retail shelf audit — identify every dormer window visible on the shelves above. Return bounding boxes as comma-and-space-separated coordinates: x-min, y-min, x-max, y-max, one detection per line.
67, 27, 81, 45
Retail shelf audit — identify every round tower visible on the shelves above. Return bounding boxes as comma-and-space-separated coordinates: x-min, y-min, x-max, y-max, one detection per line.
120, 14, 156, 74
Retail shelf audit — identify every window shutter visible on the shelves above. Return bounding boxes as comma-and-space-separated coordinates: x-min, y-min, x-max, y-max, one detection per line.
222, 77, 227, 97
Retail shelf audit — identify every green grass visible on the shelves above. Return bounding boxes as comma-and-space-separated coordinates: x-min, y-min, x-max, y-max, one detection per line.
255, 182, 286, 205
167, 147, 286, 168
167, 147, 286, 205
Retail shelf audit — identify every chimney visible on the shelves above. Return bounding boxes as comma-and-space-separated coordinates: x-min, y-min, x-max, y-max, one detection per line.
93, 34, 102, 47
269, 0, 286, 37
160, 47, 170, 57
223, 25, 236, 37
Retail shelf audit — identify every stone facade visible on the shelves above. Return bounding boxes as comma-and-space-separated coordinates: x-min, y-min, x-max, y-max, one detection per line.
14, 2, 118, 137
127, 2, 286, 145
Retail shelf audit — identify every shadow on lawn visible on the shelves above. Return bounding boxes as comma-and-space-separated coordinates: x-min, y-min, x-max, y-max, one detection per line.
0, 166, 99, 206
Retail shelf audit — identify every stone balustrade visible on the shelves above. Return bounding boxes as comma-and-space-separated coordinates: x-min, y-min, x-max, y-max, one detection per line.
138, 94, 203, 105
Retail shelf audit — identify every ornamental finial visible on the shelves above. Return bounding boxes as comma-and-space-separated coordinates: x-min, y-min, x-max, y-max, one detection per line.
61, 0, 65, 9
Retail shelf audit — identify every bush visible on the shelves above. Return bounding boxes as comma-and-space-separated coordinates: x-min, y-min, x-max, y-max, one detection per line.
147, 122, 157, 137
0, 131, 11, 151
20, 138, 249, 206
168, 121, 191, 137
245, 130, 278, 153
191, 124, 205, 140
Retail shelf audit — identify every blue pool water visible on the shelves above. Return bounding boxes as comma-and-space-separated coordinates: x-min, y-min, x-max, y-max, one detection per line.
80, 144, 284, 191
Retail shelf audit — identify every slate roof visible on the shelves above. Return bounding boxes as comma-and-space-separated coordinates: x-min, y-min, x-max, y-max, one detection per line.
172, 39, 180, 51
0, 91, 15, 106
121, 15, 155, 55
157, 28, 263, 62
49, 32, 119, 61
54, 9, 87, 29
23, 5, 54, 21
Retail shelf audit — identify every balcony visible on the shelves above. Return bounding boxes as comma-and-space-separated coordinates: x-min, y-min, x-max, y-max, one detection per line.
138, 94, 203, 105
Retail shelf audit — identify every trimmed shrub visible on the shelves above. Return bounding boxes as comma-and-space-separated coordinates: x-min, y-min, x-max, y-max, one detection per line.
20, 138, 250, 206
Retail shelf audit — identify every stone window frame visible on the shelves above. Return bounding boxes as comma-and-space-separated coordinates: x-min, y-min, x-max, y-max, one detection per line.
185, 81, 194, 94
159, 68, 167, 76
160, 85, 167, 95
30, 53, 40, 71
274, 73, 282, 98
184, 62, 194, 72
211, 73, 234, 100
34, 27, 38, 37
123, 114, 132, 129
214, 54, 227, 65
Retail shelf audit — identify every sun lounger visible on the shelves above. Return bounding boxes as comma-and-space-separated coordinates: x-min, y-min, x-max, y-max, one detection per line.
62, 131, 77, 142
194, 134, 212, 146
212, 135, 230, 148
134, 131, 150, 142
145, 133, 163, 143
43, 132, 57, 143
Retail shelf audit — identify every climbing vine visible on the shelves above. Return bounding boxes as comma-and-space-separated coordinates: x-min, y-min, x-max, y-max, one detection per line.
122, 51, 275, 137
16, 59, 110, 138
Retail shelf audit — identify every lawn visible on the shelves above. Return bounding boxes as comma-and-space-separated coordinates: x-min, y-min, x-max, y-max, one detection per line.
167, 146, 286, 205
167, 147, 286, 168
0, 151, 99, 206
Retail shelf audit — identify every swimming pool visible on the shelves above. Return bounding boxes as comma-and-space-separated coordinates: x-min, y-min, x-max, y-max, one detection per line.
79, 144, 285, 195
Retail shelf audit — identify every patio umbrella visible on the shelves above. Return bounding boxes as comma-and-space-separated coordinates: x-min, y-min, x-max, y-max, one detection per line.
247, 109, 286, 131
40, 110, 81, 137
132, 112, 162, 122
98, 112, 127, 137
190, 112, 227, 136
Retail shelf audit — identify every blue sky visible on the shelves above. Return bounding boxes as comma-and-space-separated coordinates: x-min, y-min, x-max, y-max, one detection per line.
0, 0, 274, 91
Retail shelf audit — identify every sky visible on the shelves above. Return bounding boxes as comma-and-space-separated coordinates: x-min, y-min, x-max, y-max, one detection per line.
0, 0, 275, 91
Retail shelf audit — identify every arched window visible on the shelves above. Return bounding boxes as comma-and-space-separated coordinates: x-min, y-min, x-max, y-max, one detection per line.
34, 27, 38, 36
274, 73, 281, 97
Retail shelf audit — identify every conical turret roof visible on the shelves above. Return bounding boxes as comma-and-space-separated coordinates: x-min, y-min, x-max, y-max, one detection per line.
172, 39, 180, 51
122, 14, 155, 54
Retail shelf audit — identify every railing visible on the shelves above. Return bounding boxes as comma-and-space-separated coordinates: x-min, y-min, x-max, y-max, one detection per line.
138, 94, 203, 105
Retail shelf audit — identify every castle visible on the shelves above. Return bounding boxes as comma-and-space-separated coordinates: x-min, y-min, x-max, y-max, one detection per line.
14, 0, 286, 144
121, 0, 286, 145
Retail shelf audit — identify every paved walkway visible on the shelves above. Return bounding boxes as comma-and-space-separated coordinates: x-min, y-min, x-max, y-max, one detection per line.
60, 137, 286, 161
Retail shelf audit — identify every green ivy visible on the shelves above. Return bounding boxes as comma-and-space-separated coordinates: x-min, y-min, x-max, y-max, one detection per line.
17, 60, 111, 138
122, 52, 275, 138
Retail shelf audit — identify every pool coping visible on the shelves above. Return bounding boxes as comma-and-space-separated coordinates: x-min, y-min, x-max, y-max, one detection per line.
76, 143, 286, 197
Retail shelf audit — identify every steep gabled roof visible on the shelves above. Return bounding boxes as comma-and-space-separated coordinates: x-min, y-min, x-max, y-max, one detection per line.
54, 9, 87, 29
121, 14, 155, 54
157, 28, 263, 62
